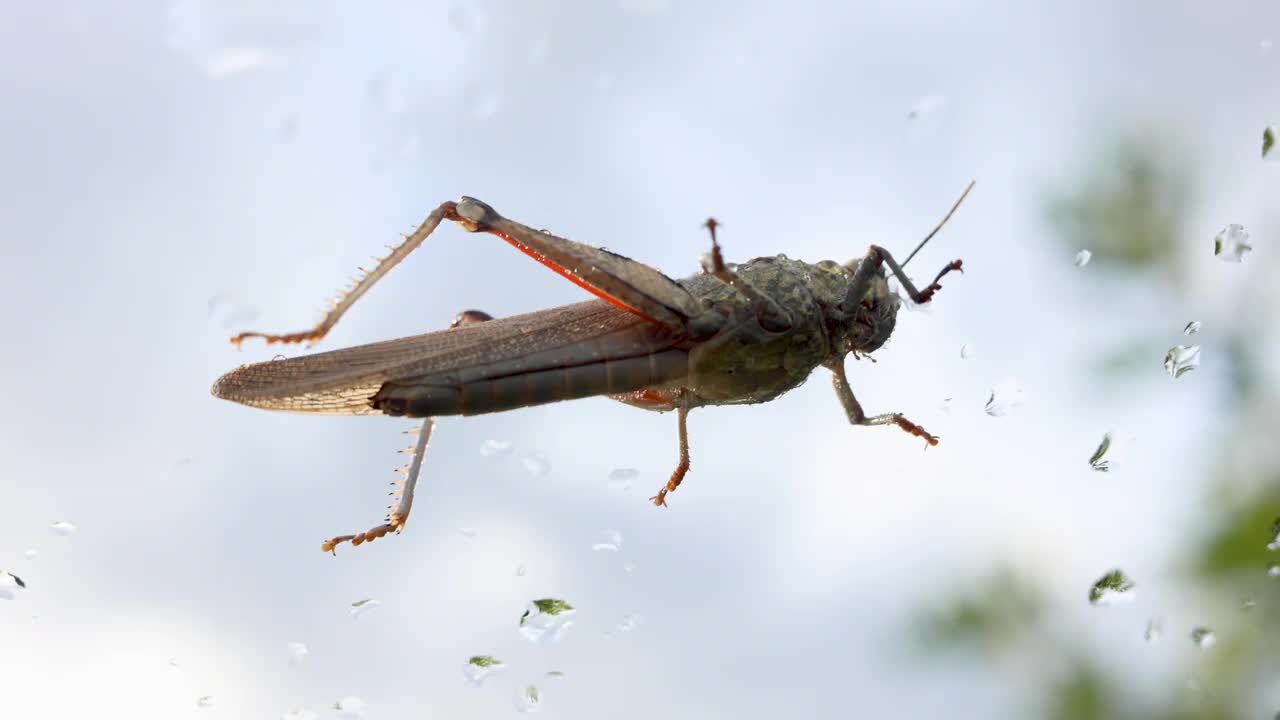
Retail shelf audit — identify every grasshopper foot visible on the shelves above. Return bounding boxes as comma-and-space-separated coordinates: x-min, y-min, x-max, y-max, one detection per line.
916, 259, 964, 304
321, 516, 404, 555
893, 415, 939, 447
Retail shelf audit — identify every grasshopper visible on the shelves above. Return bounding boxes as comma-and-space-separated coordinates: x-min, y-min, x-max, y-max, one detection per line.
212, 182, 974, 552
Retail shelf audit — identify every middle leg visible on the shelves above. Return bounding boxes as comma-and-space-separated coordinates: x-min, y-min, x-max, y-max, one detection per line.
649, 390, 692, 507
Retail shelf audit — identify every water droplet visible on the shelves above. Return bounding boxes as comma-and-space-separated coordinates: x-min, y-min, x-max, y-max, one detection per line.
1213, 224, 1252, 262
522, 453, 551, 477
463, 655, 505, 686
1268, 564, 1280, 577
1268, 517, 1280, 551
984, 378, 1025, 417
515, 563, 527, 577
334, 695, 366, 719
544, 670, 565, 681
349, 598, 381, 619
472, 93, 503, 121
617, 613, 639, 632
1164, 345, 1201, 379
480, 439, 513, 457
0, 571, 27, 600
457, 527, 477, 539
49, 521, 77, 536
906, 94, 947, 121
282, 710, 318, 720
591, 530, 622, 552
1145, 617, 1163, 644
23, 549, 37, 560
607, 468, 636, 491
1183, 320, 1202, 336
1074, 249, 1092, 268
959, 343, 975, 359
514, 684, 542, 713
1190, 627, 1216, 649
168, 657, 181, 668
939, 397, 953, 414
1088, 569, 1136, 605
1241, 598, 1257, 611
207, 293, 261, 328
196, 695, 215, 708
164, 2, 323, 79
518, 599, 576, 644
1089, 433, 1114, 472
287, 641, 308, 666
1262, 38, 1274, 54
623, 562, 637, 573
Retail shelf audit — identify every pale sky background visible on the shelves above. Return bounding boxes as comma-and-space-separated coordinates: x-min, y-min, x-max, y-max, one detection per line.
1, 1, 1278, 718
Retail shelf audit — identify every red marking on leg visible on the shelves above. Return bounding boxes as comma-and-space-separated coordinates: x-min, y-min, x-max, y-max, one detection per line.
894, 415, 939, 447
481, 227, 668, 328
612, 389, 683, 409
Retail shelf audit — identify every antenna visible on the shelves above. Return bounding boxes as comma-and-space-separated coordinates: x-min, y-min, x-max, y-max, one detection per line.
902, 180, 976, 267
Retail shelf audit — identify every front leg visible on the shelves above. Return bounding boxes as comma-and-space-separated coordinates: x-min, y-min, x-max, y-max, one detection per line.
826, 360, 938, 446
845, 244, 963, 310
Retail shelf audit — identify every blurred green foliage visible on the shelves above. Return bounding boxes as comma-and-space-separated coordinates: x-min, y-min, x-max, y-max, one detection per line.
1047, 131, 1197, 277
916, 569, 1042, 654
918, 127, 1280, 719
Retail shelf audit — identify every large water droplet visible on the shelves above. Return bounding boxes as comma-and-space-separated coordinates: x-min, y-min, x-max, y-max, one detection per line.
1145, 617, 1163, 644
349, 598, 380, 619
1088, 569, 1136, 605
0, 571, 27, 600
1213, 224, 1252, 262
1088, 433, 1114, 472
196, 696, 215, 708
1190, 627, 1216, 649
959, 343, 975, 359
334, 695, 366, 719
1183, 320, 1202, 336
463, 655, 505, 686
286, 641, 308, 667
906, 94, 947, 121
49, 521, 77, 536
1164, 345, 1201, 379
164, 1, 322, 79
1074, 249, 1092, 268
514, 685, 543, 713
607, 468, 637, 491
480, 439, 513, 457
519, 599, 576, 644
522, 452, 551, 477
984, 378, 1025, 417
591, 530, 622, 552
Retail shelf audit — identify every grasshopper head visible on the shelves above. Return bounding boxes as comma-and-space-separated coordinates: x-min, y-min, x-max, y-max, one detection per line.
842, 266, 899, 355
